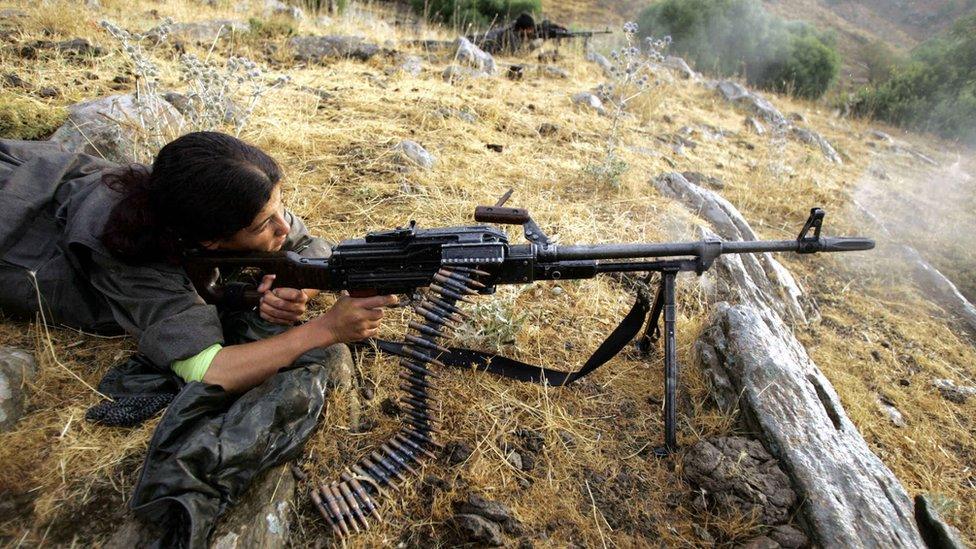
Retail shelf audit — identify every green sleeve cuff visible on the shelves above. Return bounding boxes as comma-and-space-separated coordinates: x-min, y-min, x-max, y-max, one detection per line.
171, 343, 222, 382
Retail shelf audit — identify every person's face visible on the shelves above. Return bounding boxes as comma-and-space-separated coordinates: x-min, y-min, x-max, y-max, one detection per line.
203, 185, 290, 252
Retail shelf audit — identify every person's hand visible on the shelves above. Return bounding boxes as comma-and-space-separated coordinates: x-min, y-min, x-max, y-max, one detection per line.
316, 292, 399, 343
256, 274, 309, 325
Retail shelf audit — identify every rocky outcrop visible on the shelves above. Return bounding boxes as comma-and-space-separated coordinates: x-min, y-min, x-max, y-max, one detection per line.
792, 126, 843, 164
714, 81, 843, 164
0, 346, 36, 432
696, 303, 927, 547
49, 93, 184, 163
651, 172, 815, 324
715, 81, 788, 128
289, 35, 380, 62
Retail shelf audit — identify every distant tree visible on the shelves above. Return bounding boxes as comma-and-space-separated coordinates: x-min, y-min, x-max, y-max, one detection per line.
637, 0, 840, 99
861, 39, 900, 84
852, 14, 976, 143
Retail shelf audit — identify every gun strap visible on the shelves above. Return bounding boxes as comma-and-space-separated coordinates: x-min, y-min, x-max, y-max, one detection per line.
371, 292, 652, 386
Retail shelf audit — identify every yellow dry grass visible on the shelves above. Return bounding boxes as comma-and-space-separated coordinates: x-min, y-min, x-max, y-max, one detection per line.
0, 0, 973, 546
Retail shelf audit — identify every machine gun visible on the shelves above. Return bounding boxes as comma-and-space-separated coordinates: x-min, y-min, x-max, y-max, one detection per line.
184, 191, 873, 538
536, 19, 612, 41
472, 16, 611, 53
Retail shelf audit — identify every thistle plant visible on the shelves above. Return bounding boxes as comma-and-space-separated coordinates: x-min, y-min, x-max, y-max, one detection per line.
586, 21, 671, 188
99, 19, 177, 162
178, 53, 290, 136
100, 18, 289, 161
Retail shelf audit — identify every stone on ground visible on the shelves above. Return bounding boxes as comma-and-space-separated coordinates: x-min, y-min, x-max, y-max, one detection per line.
289, 35, 381, 62
454, 36, 496, 75
0, 346, 37, 432
49, 93, 184, 163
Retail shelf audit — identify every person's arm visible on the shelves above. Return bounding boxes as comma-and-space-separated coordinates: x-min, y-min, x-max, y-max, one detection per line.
203, 293, 397, 392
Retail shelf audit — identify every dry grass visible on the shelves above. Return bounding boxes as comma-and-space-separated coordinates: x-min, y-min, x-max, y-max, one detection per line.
0, 0, 973, 546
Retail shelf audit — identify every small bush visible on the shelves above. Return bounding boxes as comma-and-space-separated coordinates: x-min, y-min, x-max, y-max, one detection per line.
248, 17, 297, 39
0, 96, 67, 140
851, 14, 976, 143
411, 0, 541, 28
636, 0, 839, 99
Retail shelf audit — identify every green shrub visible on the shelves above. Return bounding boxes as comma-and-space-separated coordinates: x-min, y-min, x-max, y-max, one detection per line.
410, 0, 541, 28
247, 17, 297, 39
861, 39, 900, 84
636, 0, 839, 99
851, 14, 976, 143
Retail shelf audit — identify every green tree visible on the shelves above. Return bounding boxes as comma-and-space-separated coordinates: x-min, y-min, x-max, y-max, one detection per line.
636, 0, 839, 99
852, 14, 976, 143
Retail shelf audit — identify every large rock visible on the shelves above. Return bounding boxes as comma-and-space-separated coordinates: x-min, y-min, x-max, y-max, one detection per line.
0, 346, 37, 432
211, 464, 296, 549
166, 20, 248, 42
454, 36, 496, 75
695, 302, 927, 547
289, 35, 380, 62
715, 81, 788, 128
791, 126, 843, 164
49, 93, 184, 163
652, 172, 814, 323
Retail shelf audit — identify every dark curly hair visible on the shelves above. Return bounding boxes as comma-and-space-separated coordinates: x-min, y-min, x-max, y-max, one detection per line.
100, 131, 281, 263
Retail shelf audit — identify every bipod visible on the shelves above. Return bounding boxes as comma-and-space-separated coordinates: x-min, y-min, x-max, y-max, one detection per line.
635, 268, 680, 457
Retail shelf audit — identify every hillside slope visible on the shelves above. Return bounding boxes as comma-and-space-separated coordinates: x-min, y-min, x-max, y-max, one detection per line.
0, 0, 973, 546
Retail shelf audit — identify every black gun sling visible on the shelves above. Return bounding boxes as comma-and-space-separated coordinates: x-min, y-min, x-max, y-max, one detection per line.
371, 291, 654, 387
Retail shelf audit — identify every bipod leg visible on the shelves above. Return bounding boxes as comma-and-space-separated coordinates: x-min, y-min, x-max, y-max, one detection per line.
653, 270, 679, 458
636, 274, 665, 355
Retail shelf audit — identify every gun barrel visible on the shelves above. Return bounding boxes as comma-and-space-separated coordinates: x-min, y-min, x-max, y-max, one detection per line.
547, 236, 874, 261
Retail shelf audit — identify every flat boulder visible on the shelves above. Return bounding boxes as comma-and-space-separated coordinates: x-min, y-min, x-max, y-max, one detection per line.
49, 93, 184, 163
289, 35, 380, 62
